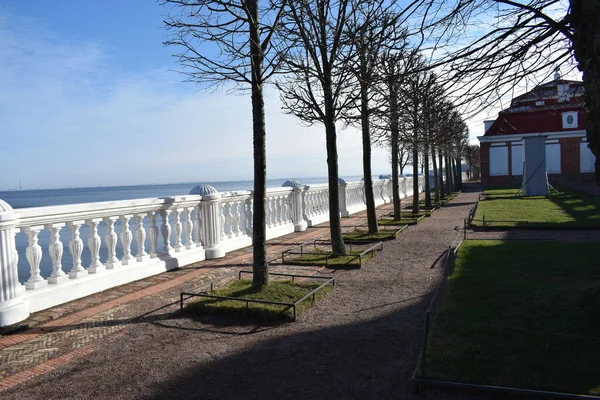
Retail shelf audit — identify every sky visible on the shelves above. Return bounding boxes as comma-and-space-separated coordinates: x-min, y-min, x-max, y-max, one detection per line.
0, 0, 562, 190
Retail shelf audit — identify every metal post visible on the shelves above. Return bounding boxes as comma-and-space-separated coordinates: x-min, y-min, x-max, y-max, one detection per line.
483, 215, 486, 227
421, 310, 430, 377
464, 219, 467, 240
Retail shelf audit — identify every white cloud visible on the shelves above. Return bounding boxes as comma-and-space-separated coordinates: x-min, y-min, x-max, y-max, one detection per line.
0, 11, 391, 190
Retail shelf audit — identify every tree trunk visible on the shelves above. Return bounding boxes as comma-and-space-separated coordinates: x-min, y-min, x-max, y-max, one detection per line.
412, 142, 420, 214
424, 144, 431, 208
452, 157, 459, 191
248, 0, 268, 290
455, 156, 463, 190
438, 150, 445, 198
391, 127, 401, 221
571, 0, 600, 188
445, 153, 453, 194
432, 145, 439, 202
323, 84, 346, 255
390, 75, 401, 220
361, 82, 378, 233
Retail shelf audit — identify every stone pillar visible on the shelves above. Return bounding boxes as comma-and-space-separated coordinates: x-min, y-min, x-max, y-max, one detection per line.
190, 185, 225, 259
291, 186, 307, 232
338, 178, 350, 217
200, 193, 225, 259
0, 199, 29, 327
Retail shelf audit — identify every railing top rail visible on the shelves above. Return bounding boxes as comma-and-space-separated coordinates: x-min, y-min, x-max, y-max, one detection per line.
13, 195, 203, 227
265, 187, 293, 195
304, 183, 329, 191
220, 191, 253, 201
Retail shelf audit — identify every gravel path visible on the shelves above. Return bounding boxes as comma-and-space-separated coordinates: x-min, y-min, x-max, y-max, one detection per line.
2, 187, 491, 400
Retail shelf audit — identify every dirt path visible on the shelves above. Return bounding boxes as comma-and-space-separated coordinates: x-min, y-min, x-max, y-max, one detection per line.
1, 188, 491, 400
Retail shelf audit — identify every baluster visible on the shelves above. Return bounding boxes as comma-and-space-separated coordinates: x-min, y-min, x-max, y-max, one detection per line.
147, 211, 159, 257
219, 203, 226, 241
276, 197, 282, 225
246, 198, 253, 234
225, 201, 233, 239
193, 206, 203, 248
269, 197, 276, 226
274, 197, 280, 225
281, 196, 289, 223
184, 207, 195, 249
160, 209, 173, 254
135, 214, 148, 261
103, 217, 120, 268
319, 192, 325, 214
301, 191, 308, 221
232, 201, 240, 237
263, 197, 271, 229
239, 201, 247, 236
45, 223, 68, 284
68, 221, 87, 278
24, 226, 47, 289
306, 193, 313, 218
317, 191, 322, 214
87, 218, 104, 273
120, 215, 134, 264
173, 208, 184, 252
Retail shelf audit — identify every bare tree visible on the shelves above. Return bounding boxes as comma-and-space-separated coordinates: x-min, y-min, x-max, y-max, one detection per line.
373, 50, 419, 220
163, 0, 287, 290
276, 0, 355, 254
411, 0, 599, 187
465, 144, 481, 180
343, 1, 408, 232
397, 57, 434, 214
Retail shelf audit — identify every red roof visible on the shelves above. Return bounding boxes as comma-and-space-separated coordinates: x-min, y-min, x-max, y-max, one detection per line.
485, 80, 587, 136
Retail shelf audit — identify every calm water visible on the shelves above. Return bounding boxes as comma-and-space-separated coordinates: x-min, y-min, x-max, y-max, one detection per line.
0, 177, 364, 209
1, 176, 365, 282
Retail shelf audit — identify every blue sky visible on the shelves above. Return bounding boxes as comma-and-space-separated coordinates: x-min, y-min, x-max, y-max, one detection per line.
0, 1, 538, 190
0, 0, 399, 190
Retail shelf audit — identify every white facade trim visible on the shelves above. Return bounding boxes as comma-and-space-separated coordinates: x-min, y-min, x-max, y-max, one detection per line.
478, 130, 586, 143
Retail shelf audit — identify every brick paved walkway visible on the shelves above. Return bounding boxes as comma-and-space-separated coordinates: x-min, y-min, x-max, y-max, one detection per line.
0, 196, 424, 392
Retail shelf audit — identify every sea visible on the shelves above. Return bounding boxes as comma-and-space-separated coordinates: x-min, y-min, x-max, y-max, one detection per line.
0, 176, 365, 282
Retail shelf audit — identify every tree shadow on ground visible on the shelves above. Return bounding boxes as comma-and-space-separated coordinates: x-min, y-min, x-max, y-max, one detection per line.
143, 292, 491, 400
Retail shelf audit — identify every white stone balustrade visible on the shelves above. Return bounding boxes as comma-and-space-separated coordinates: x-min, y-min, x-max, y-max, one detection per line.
302, 184, 330, 226
0, 178, 423, 327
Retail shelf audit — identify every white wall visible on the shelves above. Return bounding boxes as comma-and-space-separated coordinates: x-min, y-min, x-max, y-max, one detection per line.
545, 143, 561, 173
580, 143, 596, 172
511, 144, 523, 175
489, 146, 509, 176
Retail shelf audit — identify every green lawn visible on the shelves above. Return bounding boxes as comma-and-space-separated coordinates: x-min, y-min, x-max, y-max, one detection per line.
472, 195, 600, 228
425, 240, 600, 395
343, 228, 400, 241
286, 249, 375, 267
483, 186, 586, 199
186, 279, 332, 320
379, 217, 418, 226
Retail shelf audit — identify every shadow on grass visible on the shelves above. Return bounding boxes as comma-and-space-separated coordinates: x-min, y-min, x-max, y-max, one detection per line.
425, 240, 600, 396
546, 196, 600, 228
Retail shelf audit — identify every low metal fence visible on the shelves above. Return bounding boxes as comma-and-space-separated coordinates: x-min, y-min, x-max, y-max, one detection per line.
180, 272, 335, 321
281, 241, 383, 268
